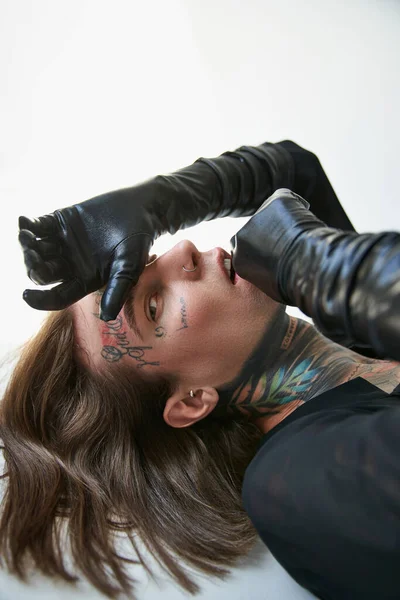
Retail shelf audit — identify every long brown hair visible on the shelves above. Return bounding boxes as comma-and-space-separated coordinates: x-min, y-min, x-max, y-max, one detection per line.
0, 309, 263, 598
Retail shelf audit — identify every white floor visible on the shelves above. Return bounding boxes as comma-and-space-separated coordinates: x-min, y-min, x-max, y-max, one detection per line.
0, 537, 316, 600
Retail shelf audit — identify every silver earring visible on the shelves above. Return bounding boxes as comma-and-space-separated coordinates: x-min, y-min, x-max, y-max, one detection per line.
189, 390, 195, 397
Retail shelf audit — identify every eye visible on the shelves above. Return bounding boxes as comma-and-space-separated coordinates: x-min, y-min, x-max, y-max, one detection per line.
149, 294, 157, 321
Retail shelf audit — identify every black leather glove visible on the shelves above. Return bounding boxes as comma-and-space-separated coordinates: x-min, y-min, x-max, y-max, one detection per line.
18, 141, 352, 321
230, 188, 400, 362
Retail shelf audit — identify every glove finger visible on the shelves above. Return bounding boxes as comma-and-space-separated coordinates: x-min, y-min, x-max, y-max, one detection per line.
19, 229, 61, 257
100, 235, 152, 321
22, 247, 47, 284
23, 248, 70, 285
100, 276, 136, 322
18, 214, 59, 238
22, 279, 84, 311
30, 260, 71, 285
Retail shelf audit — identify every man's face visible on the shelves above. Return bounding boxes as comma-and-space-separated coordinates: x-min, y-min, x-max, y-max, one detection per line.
73, 240, 281, 392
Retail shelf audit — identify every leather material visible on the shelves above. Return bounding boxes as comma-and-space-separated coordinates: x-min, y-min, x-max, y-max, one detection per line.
277, 140, 355, 232
18, 140, 353, 321
230, 189, 400, 362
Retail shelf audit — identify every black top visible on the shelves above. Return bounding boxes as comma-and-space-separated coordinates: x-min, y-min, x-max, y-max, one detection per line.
242, 378, 400, 600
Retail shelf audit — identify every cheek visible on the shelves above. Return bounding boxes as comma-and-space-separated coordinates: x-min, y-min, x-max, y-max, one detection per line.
190, 294, 220, 325
168, 290, 226, 342
188, 299, 230, 345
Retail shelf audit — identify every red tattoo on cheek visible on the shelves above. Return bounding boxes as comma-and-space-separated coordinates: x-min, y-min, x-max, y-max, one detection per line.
99, 322, 112, 346
98, 315, 125, 346
96, 313, 160, 367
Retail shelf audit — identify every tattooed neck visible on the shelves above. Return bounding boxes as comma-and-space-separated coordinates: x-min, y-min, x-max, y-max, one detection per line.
215, 314, 386, 429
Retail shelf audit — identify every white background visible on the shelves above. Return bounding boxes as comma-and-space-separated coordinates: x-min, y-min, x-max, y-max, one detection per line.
0, 1, 399, 598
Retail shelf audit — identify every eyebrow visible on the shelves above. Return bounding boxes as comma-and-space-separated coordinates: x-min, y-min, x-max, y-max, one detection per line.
93, 286, 144, 342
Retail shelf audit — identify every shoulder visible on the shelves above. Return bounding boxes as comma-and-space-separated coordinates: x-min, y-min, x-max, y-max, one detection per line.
358, 360, 400, 394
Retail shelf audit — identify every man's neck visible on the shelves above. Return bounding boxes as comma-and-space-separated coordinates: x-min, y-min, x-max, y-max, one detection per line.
216, 313, 399, 433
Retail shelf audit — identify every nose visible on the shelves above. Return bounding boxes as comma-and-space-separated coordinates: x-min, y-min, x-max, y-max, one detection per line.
146, 239, 200, 272
178, 239, 199, 271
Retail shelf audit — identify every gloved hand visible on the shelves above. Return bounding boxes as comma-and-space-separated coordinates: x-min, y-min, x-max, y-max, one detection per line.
19, 180, 172, 321
18, 142, 296, 320
230, 188, 400, 362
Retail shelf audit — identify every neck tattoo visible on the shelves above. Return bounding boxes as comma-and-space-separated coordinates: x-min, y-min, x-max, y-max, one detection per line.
214, 314, 379, 426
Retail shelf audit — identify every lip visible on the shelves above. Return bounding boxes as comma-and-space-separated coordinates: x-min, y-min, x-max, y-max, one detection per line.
216, 247, 234, 284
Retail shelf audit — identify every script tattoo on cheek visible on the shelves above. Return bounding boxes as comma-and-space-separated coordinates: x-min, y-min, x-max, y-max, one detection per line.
92, 294, 159, 368
155, 326, 166, 338
176, 296, 189, 331
100, 316, 160, 367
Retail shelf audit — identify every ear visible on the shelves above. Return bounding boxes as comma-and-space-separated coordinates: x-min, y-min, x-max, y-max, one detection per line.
163, 387, 219, 428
